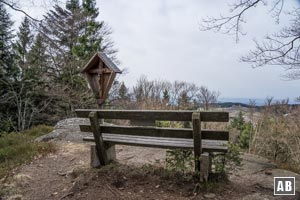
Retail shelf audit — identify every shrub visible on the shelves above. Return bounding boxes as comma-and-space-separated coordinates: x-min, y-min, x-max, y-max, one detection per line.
250, 105, 300, 173
165, 149, 194, 172
238, 123, 251, 149
230, 111, 253, 149
212, 142, 242, 173
165, 143, 242, 176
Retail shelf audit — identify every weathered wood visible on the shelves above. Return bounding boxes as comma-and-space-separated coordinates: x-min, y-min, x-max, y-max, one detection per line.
86, 74, 99, 98
87, 68, 112, 74
103, 72, 116, 100
77, 108, 229, 178
200, 152, 210, 182
89, 111, 108, 166
130, 119, 156, 126
81, 52, 121, 74
105, 142, 116, 162
76, 109, 229, 122
192, 112, 202, 172
79, 125, 228, 140
82, 134, 228, 152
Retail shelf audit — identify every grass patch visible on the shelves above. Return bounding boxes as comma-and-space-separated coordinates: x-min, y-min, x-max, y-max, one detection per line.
0, 125, 56, 178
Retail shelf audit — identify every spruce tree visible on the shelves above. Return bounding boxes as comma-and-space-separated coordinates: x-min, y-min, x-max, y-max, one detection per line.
14, 17, 33, 68
27, 33, 49, 78
118, 82, 129, 100
73, 0, 117, 60
0, 3, 16, 132
0, 2, 17, 79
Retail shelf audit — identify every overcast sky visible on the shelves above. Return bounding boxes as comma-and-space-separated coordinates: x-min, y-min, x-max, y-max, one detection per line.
10, 0, 300, 100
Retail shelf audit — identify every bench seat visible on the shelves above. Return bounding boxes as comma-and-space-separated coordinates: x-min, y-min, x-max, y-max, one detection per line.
83, 133, 228, 152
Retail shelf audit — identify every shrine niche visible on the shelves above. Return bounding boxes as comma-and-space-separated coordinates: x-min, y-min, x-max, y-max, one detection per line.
81, 52, 122, 107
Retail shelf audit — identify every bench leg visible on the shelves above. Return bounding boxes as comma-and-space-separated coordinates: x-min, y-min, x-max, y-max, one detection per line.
90, 144, 116, 168
200, 152, 211, 182
105, 143, 116, 162
89, 112, 108, 166
91, 145, 101, 168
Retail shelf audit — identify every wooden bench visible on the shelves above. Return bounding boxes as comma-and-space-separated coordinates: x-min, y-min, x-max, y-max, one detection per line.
76, 109, 229, 181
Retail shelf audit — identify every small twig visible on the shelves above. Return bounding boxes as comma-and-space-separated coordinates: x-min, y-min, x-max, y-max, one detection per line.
106, 184, 123, 198
60, 192, 74, 200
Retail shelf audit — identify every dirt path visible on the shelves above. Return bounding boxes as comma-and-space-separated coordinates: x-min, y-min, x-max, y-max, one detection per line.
4, 141, 300, 200
2, 118, 300, 200
4, 141, 168, 200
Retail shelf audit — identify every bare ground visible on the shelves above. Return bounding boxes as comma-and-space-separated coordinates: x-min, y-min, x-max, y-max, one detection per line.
1, 118, 300, 200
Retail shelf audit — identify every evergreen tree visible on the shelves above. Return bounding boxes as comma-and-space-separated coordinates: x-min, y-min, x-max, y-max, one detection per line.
41, 2, 84, 88
163, 89, 170, 105
178, 91, 189, 109
39, 0, 117, 115
118, 82, 129, 100
14, 17, 33, 70
0, 2, 17, 79
41, 0, 117, 86
73, 0, 117, 60
0, 2, 16, 132
231, 111, 245, 131
7, 17, 43, 131
66, 0, 80, 11
27, 33, 49, 79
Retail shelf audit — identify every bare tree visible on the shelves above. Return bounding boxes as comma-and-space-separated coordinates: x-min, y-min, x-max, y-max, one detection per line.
196, 86, 220, 111
200, 0, 300, 80
264, 96, 274, 107
0, 80, 52, 131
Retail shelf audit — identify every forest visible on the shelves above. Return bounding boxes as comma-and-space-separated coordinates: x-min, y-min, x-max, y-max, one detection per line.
0, 0, 117, 133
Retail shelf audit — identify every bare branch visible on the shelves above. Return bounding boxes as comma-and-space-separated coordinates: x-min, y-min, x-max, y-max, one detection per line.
200, 0, 262, 41
0, 0, 41, 22
200, 0, 300, 80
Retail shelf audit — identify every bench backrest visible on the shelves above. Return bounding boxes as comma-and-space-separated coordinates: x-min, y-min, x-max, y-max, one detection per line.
76, 109, 229, 142
76, 109, 229, 171
76, 109, 229, 122
76, 109, 229, 141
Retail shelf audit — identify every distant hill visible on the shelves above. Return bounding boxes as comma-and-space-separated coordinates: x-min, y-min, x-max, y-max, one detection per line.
219, 97, 299, 106
216, 102, 250, 108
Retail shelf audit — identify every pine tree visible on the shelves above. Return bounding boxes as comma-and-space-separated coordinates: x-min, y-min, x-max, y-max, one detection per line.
66, 0, 80, 11
73, 0, 117, 60
37, 1, 118, 117
0, 2, 17, 79
27, 33, 49, 79
163, 89, 170, 105
0, 2, 16, 132
14, 17, 33, 70
41, 2, 84, 87
118, 82, 129, 100
178, 91, 189, 109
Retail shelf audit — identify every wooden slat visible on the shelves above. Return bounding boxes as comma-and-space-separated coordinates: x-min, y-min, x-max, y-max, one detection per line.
79, 125, 229, 140
75, 109, 229, 122
202, 130, 228, 140
82, 134, 228, 152
80, 125, 191, 138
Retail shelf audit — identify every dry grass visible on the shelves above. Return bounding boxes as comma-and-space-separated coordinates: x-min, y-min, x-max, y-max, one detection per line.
0, 125, 56, 178
250, 105, 300, 173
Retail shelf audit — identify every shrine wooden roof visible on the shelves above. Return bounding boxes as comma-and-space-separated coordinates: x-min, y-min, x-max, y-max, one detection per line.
81, 52, 122, 74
